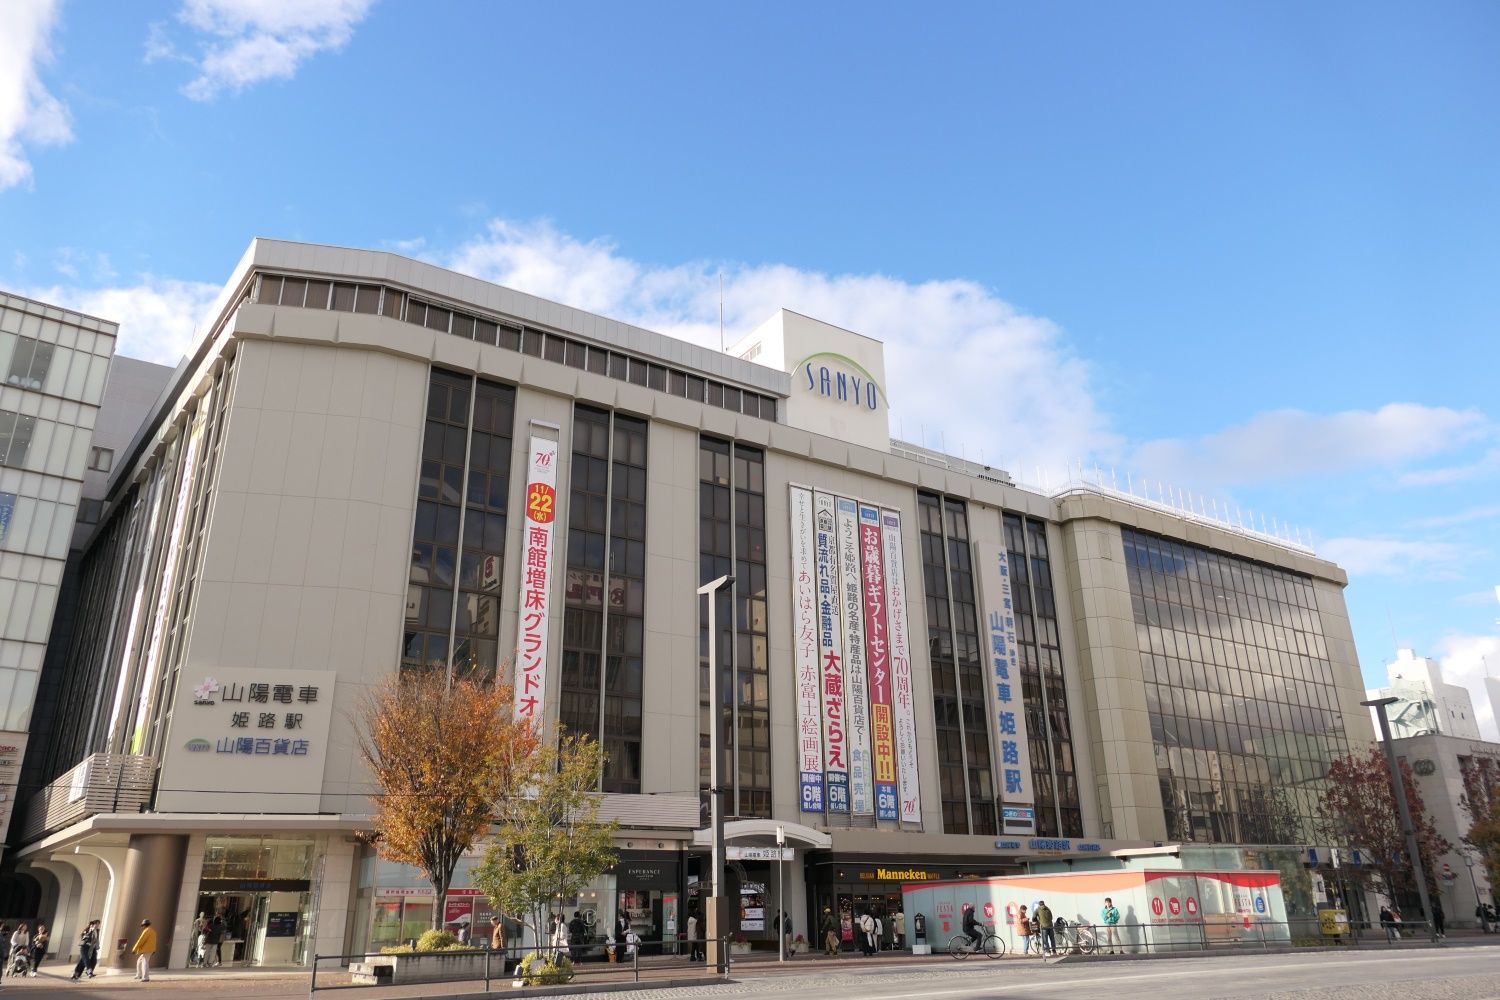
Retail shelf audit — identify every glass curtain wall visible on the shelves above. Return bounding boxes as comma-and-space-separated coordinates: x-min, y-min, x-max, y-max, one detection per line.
560, 405, 647, 792
1122, 529, 1350, 844
1003, 515, 1083, 838
404, 370, 515, 681
917, 492, 995, 836
698, 439, 769, 818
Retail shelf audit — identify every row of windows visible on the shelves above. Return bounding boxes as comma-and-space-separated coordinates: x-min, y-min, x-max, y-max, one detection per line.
1124, 528, 1349, 847
255, 271, 780, 422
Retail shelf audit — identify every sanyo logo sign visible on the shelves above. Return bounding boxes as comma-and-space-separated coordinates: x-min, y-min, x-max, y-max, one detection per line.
796, 352, 882, 411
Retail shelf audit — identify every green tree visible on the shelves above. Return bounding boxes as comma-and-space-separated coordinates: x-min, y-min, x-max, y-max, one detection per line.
471, 730, 619, 948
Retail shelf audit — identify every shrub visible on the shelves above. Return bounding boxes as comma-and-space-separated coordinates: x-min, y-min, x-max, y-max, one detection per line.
515, 951, 573, 985
416, 929, 461, 952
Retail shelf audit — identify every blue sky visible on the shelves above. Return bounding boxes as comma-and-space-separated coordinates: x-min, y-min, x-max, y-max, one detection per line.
3, 1, 1498, 733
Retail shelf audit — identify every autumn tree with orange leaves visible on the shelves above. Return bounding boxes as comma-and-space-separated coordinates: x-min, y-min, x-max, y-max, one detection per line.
358, 671, 540, 930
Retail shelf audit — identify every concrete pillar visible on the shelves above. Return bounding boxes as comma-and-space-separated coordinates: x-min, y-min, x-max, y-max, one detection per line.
168, 834, 207, 969
311, 834, 358, 965
103, 834, 188, 971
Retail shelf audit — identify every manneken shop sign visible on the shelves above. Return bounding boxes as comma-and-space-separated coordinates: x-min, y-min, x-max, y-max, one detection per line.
158, 668, 337, 811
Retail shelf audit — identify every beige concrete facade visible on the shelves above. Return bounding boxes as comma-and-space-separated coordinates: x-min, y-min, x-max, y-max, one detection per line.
16, 240, 1376, 966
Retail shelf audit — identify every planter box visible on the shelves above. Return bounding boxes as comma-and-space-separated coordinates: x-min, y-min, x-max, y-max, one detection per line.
350, 950, 505, 986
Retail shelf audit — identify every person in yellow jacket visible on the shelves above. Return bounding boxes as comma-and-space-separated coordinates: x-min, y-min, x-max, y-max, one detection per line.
132, 919, 157, 982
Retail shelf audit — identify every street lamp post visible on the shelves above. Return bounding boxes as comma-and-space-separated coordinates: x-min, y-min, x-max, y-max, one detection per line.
1462, 851, 1483, 928
776, 824, 786, 963
698, 574, 734, 968
1362, 696, 1437, 943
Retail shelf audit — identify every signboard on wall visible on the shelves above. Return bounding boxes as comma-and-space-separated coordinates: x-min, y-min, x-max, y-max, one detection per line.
514, 435, 559, 724
788, 488, 921, 824
860, 504, 898, 821
812, 492, 849, 813
881, 510, 921, 823
836, 497, 874, 815
157, 669, 336, 812
788, 487, 825, 812
975, 544, 1036, 818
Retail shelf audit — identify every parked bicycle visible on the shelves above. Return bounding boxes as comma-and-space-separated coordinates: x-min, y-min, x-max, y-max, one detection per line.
948, 929, 1006, 959
1053, 917, 1097, 956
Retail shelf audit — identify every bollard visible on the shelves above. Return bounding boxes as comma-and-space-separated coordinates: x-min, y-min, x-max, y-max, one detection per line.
483, 945, 490, 991
633, 945, 639, 983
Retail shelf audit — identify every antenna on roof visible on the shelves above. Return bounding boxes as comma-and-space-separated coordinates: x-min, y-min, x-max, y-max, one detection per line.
718, 272, 725, 353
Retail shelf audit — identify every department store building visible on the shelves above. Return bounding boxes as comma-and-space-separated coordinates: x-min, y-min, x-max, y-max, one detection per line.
9, 240, 1377, 967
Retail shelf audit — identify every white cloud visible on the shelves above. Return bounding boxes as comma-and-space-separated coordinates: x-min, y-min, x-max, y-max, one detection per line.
1316, 536, 1467, 577
157, 0, 374, 101
444, 220, 1118, 477
1413, 505, 1500, 529
1131, 404, 1492, 488
1398, 448, 1500, 488
22, 277, 221, 365
0, 0, 72, 191
1432, 633, 1500, 742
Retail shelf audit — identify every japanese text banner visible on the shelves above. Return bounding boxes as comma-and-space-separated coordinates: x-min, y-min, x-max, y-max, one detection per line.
788, 486, 825, 812
514, 435, 559, 724
975, 542, 1035, 812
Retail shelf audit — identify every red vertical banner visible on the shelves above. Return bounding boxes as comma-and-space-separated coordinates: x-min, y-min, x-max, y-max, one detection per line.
514, 436, 558, 724
859, 505, 898, 820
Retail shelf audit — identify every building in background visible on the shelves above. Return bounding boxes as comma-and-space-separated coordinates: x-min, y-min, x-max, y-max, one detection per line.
0, 291, 118, 868
1372, 648, 1483, 741
6, 241, 1378, 968
1391, 731, 1497, 926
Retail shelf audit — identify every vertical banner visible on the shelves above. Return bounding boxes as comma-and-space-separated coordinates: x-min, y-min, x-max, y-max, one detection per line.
976, 543, 1035, 816
881, 509, 922, 823
514, 436, 559, 724
813, 492, 849, 813
859, 505, 898, 821
836, 498, 874, 815
788, 487, 825, 812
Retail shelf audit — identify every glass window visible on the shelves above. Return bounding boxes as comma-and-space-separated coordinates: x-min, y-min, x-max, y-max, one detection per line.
7, 336, 54, 389
497, 325, 521, 351
304, 280, 332, 309
425, 304, 451, 333
280, 277, 308, 308
331, 283, 357, 312
259, 274, 283, 305
545, 335, 566, 364
381, 289, 405, 320
0, 410, 37, 467
354, 285, 381, 314
451, 313, 475, 340
521, 330, 544, 358
405, 299, 427, 327
474, 319, 498, 346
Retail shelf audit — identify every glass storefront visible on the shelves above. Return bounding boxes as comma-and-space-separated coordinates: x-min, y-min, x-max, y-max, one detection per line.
809, 859, 1016, 951
194, 835, 317, 966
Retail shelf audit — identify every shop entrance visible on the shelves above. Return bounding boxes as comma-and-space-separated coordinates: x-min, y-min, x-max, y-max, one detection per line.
194, 889, 311, 966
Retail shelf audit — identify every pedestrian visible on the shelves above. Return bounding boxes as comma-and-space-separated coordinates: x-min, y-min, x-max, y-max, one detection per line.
209, 913, 226, 966
1476, 903, 1489, 933
1035, 901, 1054, 955
568, 911, 586, 962
873, 911, 884, 953
821, 907, 839, 956
1379, 905, 1396, 942
1101, 896, 1121, 953
623, 926, 641, 960
71, 919, 100, 981
773, 910, 792, 958
687, 907, 703, 961
132, 919, 157, 981
856, 911, 873, 955
10, 922, 30, 976
31, 923, 49, 973
1017, 905, 1034, 956
1432, 899, 1445, 939
893, 909, 906, 950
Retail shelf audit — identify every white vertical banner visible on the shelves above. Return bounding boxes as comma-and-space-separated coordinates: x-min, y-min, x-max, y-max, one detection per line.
813, 492, 849, 813
836, 497, 874, 815
976, 543, 1036, 815
881, 508, 922, 824
514, 435, 559, 724
860, 504, 898, 821
788, 487, 825, 812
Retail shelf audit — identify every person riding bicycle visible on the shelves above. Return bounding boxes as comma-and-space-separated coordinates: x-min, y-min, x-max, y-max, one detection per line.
963, 904, 984, 950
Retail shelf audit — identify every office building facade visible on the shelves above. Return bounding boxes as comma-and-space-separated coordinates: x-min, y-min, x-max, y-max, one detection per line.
12, 241, 1375, 967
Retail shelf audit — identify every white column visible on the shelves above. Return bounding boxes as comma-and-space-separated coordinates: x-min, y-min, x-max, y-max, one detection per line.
28, 860, 82, 961
70, 844, 130, 960
312, 835, 358, 965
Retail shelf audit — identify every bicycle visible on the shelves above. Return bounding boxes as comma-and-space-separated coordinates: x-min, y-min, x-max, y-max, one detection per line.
948, 930, 1006, 959
1053, 918, 1097, 956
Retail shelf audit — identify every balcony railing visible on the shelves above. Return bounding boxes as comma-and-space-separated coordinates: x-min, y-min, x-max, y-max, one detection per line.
21, 753, 156, 843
